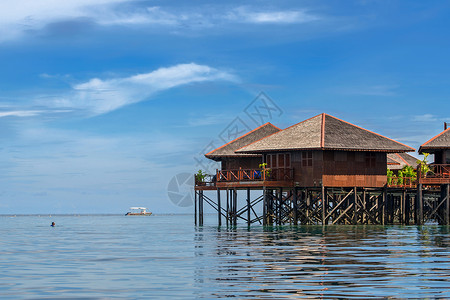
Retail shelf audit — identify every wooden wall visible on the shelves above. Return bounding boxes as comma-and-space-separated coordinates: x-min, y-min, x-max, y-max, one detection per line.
221, 157, 262, 170
291, 150, 387, 188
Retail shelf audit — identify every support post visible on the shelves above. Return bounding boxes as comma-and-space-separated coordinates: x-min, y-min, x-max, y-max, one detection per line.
247, 188, 251, 226
353, 187, 357, 225
226, 189, 230, 226
217, 189, 221, 226
322, 185, 326, 225
278, 188, 283, 225
417, 183, 423, 225
233, 189, 238, 226
446, 184, 450, 225
194, 190, 197, 226
382, 188, 386, 225
293, 187, 298, 225
199, 190, 204, 226
263, 188, 267, 226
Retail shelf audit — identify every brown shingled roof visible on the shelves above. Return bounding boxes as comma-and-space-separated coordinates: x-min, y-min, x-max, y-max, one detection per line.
387, 153, 419, 170
205, 122, 281, 161
237, 113, 414, 153
419, 128, 450, 154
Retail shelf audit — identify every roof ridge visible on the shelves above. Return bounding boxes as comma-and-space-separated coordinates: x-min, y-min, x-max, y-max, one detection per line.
236, 114, 323, 153
396, 153, 409, 165
205, 122, 278, 156
420, 127, 450, 148
320, 113, 325, 148
325, 114, 415, 151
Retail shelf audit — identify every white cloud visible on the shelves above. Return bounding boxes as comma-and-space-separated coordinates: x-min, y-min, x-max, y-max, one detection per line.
413, 114, 440, 122
227, 6, 320, 24
0, 1, 321, 42
0, 110, 44, 118
51, 63, 238, 115
340, 84, 398, 96
0, 0, 127, 41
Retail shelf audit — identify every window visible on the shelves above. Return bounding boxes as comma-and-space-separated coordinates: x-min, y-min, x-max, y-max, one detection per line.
302, 151, 313, 167
266, 153, 291, 168
365, 153, 376, 168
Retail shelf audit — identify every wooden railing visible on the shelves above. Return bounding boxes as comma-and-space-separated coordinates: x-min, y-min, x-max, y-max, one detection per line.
194, 174, 216, 187
418, 164, 450, 185
217, 168, 294, 182
387, 177, 417, 188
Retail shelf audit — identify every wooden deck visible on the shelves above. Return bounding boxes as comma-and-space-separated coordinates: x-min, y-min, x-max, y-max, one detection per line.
195, 168, 294, 190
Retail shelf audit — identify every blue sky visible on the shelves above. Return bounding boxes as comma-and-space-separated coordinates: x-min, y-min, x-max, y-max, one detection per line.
1, 0, 449, 214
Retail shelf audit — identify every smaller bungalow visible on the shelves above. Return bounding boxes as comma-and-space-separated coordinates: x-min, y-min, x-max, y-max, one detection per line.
419, 124, 450, 164
387, 153, 418, 172
205, 122, 280, 170
418, 123, 450, 183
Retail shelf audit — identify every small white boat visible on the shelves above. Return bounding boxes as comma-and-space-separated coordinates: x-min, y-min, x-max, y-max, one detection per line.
125, 207, 152, 216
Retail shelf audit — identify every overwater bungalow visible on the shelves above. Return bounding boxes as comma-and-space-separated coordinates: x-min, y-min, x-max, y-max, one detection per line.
194, 114, 449, 226
418, 123, 450, 185
205, 122, 280, 171
212, 113, 414, 188
387, 153, 418, 172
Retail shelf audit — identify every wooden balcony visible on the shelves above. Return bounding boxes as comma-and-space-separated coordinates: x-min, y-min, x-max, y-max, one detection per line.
194, 168, 295, 190
419, 164, 450, 185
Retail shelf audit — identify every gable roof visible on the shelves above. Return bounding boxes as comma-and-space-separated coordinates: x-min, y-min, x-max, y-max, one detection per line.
387, 153, 419, 170
205, 122, 281, 161
419, 127, 450, 153
237, 113, 414, 153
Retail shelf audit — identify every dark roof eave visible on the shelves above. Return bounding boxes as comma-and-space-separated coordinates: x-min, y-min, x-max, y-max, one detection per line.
238, 147, 414, 154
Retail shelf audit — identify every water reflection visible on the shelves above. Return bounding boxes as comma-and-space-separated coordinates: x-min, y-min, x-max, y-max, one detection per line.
194, 225, 450, 299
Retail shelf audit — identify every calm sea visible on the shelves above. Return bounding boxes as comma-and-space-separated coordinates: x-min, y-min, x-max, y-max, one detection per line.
0, 214, 449, 299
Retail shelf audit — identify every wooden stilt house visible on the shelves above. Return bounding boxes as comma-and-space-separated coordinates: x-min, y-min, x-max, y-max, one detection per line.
235, 113, 414, 188
205, 122, 280, 170
387, 153, 418, 172
418, 124, 450, 184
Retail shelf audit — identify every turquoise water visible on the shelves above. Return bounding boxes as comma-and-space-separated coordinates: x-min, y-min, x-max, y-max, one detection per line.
0, 215, 449, 299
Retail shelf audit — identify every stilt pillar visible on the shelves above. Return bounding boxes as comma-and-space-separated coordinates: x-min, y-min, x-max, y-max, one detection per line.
417, 183, 423, 225
247, 188, 251, 226
217, 189, 221, 226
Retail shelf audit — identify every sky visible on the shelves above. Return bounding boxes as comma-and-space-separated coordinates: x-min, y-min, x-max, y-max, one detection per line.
1, 0, 449, 214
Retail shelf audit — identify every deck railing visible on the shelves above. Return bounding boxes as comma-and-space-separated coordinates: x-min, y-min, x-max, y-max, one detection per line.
387, 176, 417, 188
194, 174, 216, 187
217, 168, 294, 182
418, 164, 450, 185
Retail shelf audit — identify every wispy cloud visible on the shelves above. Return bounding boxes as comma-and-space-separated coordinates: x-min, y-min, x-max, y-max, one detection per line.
40, 63, 237, 116
227, 6, 320, 24
0, 110, 44, 118
0, 63, 237, 118
339, 84, 399, 96
412, 114, 446, 122
0, 1, 322, 42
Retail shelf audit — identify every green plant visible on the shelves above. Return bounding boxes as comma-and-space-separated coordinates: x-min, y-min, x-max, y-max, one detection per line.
387, 168, 393, 185
416, 153, 431, 177
259, 163, 271, 178
401, 165, 417, 179
195, 170, 207, 183
397, 170, 404, 185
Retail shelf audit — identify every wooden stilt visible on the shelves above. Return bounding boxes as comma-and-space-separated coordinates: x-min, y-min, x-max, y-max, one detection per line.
247, 188, 251, 226
199, 190, 204, 226
445, 184, 450, 225
293, 187, 298, 225
217, 189, 221, 226
226, 189, 230, 226
263, 188, 267, 226
194, 190, 197, 226
233, 189, 238, 226
322, 185, 326, 225
417, 183, 423, 225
